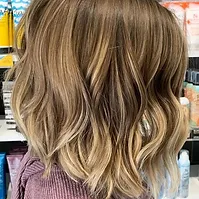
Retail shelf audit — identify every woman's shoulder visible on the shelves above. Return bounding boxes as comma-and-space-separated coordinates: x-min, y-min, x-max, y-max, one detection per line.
11, 151, 91, 199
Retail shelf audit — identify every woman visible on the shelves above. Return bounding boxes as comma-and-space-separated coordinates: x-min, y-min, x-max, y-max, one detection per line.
9, 0, 188, 198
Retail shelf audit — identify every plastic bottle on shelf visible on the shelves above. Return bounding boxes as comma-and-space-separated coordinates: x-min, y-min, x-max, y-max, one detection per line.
180, 97, 190, 114
190, 71, 199, 128
180, 97, 190, 138
178, 150, 190, 198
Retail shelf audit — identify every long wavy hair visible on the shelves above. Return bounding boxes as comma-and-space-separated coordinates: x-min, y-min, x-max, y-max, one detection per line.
7, 0, 188, 198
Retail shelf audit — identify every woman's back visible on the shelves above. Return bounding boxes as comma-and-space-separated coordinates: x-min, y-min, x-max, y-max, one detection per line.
12, 152, 91, 199
9, 0, 188, 198
12, 153, 151, 199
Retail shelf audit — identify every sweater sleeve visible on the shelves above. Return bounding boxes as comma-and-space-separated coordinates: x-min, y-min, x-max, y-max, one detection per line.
11, 152, 90, 199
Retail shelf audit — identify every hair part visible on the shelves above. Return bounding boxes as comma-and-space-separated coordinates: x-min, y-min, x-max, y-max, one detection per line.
7, 0, 188, 198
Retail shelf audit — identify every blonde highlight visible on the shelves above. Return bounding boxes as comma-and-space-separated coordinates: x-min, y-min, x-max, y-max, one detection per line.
7, 0, 188, 198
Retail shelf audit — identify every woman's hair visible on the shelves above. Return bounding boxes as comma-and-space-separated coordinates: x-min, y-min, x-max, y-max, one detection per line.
7, 0, 188, 198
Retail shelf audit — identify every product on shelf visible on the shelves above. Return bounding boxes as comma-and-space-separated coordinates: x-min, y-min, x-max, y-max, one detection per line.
186, 2, 199, 57
12, 0, 30, 27
7, 155, 23, 186
0, 0, 9, 53
162, 1, 199, 57
178, 150, 190, 198
191, 128, 199, 138
180, 97, 191, 137
160, 150, 191, 198
162, 1, 187, 30
0, 0, 13, 68
0, 0, 31, 68
0, 153, 6, 199
190, 70, 199, 127
0, 54, 13, 67
184, 68, 199, 129
6, 146, 27, 191
184, 68, 193, 102
2, 81, 16, 130
7, 0, 13, 50
9, 146, 27, 155
12, 0, 31, 49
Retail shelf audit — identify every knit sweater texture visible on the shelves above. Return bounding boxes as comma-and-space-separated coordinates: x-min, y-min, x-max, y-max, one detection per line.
11, 152, 151, 199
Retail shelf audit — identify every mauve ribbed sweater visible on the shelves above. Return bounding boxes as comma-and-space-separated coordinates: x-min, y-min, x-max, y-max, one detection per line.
11, 152, 151, 199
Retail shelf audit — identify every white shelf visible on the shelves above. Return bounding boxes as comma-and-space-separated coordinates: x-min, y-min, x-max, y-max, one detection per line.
0, 67, 12, 69
0, 120, 25, 142
186, 178, 199, 199
187, 139, 199, 142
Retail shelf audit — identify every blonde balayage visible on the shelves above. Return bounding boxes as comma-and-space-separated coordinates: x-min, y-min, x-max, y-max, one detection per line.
8, 0, 188, 198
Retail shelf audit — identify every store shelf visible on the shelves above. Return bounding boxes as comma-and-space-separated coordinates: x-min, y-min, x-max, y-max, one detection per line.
0, 120, 25, 142
0, 66, 12, 69
189, 51, 199, 58
0, 117, 197, 143
187, 139, 199, 142
186, 178, 199, 199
